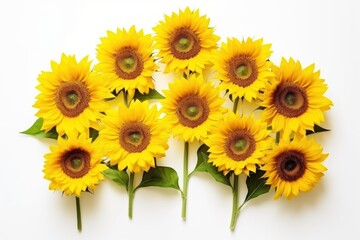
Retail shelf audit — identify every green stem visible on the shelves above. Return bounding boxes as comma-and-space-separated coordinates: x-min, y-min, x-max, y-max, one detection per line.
128, 172, 135, 219
230, 174, 239, 231
181, 141, 189, 220
233, 97, 240, 114
75, 197, 82, 232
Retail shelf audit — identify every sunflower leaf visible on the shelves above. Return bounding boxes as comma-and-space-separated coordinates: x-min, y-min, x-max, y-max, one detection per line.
89, 128, 99, 141
244, 169, 270, 203
193, 144, 231, 187
20, 118, 58, 139
133, 89, 165, 101
306, 124, 330, 135
102, 168, 129, 191
135, 166, 180, 191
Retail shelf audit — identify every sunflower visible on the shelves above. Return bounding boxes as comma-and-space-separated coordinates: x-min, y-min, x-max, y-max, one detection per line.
261, 58, 333, 137
99, 100, 169, 173
162, 74, 225, 142
95, 26, 158, 95
153, 7, 220, 74
206, 113, 273, 175
34, 54, 111, 136
43, 132, 108, 197
214, 37, 274, 102
261, 137, 328, 199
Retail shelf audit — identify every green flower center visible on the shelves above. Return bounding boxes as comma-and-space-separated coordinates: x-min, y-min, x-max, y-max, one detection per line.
70, 157, 83, 170
66, 91, 79, 106
236, 64, 252, 79
177, 37, 191, 51
128, 131, 141, 144
115, 47, 144, 79
186, 105, 199, 117
284, 92, 296, 106
234, 138, 247, 152
61, 149, 91, 179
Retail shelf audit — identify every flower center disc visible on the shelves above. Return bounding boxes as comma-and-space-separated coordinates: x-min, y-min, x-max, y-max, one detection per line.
225, 130, 255, 161
120, 122, 151, 152
61, 148, 91, 178
115, 47, 144, 79
276, 150, 306, 181
228, 56, 258, 87
56, 81, 90, 117
176, 94, 209, 128
170, 28, 201, 60
273, 83, 308, 118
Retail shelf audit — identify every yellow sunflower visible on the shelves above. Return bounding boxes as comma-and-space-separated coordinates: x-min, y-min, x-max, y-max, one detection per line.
162, 74, 225, 142
214, 37, 274, 102
261, 137, 328, 199
99, 100, 169, 173
261, 58, 333, 138
43, 132, 108, 197
34, 54, 111, 136
95, 26, 158, 95
153, 7, 220, 74
205, 113, 273, 175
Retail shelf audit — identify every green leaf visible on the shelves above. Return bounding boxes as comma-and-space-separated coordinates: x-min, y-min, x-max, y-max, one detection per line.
89, 128, 99, 141
103, 168, 129, 191
136, 166, 180, 191
193, 144, 231, 187
244, 169, 270, 203
133, 89, 165, 101
306, 124, 330, 135
20, 118, 58, 139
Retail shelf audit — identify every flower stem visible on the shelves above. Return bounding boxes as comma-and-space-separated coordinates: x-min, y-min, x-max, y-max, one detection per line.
230, 174, 239, 231
128, 172, 135, 219
75, 197, 82, 232
233, 97, 240, 114
181, 141, 189, 220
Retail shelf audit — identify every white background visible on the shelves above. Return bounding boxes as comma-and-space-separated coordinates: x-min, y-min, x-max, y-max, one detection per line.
1, 0, 359, 239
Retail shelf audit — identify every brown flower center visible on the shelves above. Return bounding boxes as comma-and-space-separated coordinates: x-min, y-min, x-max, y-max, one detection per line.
61, 148, 91, 178
119, 122, 151, 152
273, 83, 308, 118
169, 28, 201, 59
276, 150, 306, 181
115, 47, 144, 79
56, 81, 90, 117
225, 130, 255, 161
176, 94, 209, 128
228, 56, 258, 87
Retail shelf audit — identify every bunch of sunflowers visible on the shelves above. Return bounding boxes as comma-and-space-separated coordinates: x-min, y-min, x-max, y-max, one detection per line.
23, 7, 332, 231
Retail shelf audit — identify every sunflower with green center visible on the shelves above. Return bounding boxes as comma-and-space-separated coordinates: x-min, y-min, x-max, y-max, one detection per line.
261, 58, 333, 138
43, 132, 108, 197
34, 54, 111, 136
153, 7, 220, 74
262, 137, 328, 199
214, 37, 274, 102
206, 113, 273, 175
162, 74, 225, 142
99, 100, 169, 173
95, 26, 158, 95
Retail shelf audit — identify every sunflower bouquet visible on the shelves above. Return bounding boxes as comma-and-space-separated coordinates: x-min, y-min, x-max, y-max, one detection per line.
22, 7, 332, 232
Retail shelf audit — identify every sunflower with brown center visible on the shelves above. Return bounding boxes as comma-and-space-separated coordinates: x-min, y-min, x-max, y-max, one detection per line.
261, 58, 333, 137
43, 132, 108, 197
205, 113, 273, 175
33, 54, 111, 136
261, 137, 328, 199
162, 74, 225, 142
214, 38, 274, 102
95, 26, 158, 95
153, 7, 220, 74
99, 100, 169, 173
